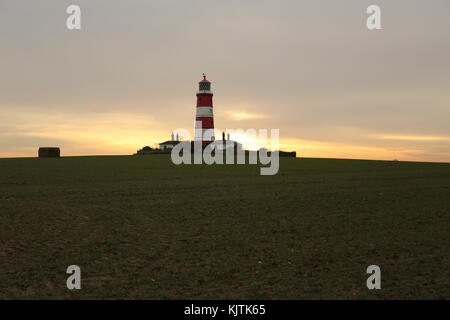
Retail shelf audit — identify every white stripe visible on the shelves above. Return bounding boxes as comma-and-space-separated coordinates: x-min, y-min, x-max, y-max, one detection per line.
194, 128, 215, 140
196, 107, 213, 117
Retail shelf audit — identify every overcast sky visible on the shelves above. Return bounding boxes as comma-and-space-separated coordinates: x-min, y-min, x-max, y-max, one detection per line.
1, 0, 449, 161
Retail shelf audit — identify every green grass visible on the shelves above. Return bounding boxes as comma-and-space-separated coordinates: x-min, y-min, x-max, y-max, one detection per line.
0, 155, 449, 299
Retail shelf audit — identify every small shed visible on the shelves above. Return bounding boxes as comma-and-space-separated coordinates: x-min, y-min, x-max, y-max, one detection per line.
38, 147, 61, 158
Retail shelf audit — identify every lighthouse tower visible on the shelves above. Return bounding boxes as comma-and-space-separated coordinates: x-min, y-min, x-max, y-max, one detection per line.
194, 74, 215, 146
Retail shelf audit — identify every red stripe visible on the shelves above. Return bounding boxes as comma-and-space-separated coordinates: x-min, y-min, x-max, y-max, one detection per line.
195, 117, 214, 129
196, 94, 213, 107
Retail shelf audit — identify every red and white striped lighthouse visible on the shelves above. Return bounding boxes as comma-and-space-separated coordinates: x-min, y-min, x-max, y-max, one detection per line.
194, 74, 215, 146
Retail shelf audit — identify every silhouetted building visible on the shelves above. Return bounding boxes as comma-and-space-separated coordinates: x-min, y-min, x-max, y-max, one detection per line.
38, 147, 60, 158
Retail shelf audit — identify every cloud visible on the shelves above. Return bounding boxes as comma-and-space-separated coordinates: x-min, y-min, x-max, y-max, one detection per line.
372, 135, 450, 142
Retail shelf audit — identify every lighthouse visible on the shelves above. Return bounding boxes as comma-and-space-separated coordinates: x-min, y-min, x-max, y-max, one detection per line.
194, 74, 215, 146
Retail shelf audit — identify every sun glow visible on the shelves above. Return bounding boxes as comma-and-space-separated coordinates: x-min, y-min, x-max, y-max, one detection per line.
228, 112, 266, 121
373, 135, 450, 142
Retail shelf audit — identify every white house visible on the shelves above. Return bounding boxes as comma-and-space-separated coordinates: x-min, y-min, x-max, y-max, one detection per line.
159, 133, 180, 150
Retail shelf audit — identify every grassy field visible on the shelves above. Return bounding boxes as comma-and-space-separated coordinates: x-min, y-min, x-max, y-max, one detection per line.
0, 155, 449, 299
